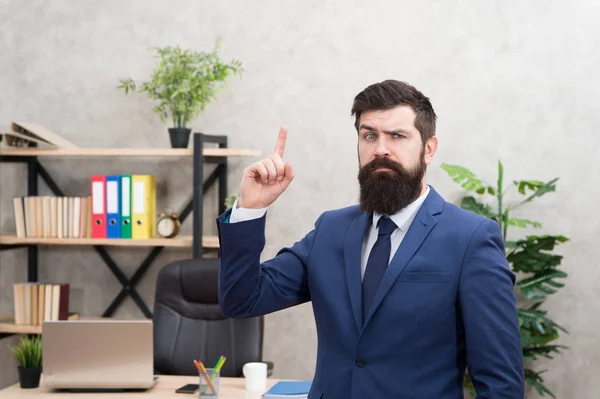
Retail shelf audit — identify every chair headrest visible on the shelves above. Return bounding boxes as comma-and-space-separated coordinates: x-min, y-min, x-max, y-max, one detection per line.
181, 259, 219, 304
156, 258, 220, 305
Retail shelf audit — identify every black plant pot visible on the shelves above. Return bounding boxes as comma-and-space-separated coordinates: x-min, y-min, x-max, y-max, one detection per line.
168, 128, 192, 148
18, 367, 41, 389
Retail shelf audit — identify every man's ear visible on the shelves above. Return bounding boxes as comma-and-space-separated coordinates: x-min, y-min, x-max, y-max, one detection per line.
423, 136, 438, 166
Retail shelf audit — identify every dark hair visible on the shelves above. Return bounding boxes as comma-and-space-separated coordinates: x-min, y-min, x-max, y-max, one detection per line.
351, 80, 437, 142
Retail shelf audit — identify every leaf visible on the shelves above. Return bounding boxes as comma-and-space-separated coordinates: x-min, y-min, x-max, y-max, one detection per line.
519, 305, 568, 336
440, 163, 493, 194
521, 330, 559, 347
459, 196, 497, 220
506, 218, 542, 228
518, 269, 568, 299
525, 369, 556, 398
116, 78, 136, 95
497, 160, 504, 196
521, 178, 559, 204
523, 344, 567, 360
475, 186, 488, 195
507, 235, 569, 273
513, 180, 544, 195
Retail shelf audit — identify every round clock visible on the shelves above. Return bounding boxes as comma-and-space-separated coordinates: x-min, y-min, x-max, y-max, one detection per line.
157, 212, 181, 238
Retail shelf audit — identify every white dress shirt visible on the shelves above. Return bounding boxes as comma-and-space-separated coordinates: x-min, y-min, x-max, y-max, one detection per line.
361, 186, 429, 280
229, 200, 269, 223
228, 185, 430, 281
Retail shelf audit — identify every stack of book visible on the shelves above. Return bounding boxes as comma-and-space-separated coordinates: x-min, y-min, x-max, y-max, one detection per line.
12, 196, 92, 239
12, 283, 70, 326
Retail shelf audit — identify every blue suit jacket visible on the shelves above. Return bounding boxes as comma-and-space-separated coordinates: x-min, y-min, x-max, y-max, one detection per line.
216, 186, 524, 399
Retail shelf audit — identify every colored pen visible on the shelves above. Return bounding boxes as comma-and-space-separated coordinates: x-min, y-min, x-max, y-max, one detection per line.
215, 356, 226, 373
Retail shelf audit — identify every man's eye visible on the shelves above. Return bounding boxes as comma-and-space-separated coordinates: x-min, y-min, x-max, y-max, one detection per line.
393, 134, 404, 139
365, 133, 375, 140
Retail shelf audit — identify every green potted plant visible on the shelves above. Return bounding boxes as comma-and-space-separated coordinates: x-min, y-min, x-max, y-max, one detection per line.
118, 40, 243, 148
441, 161, 568, 398
8, 336, 43, 389
224, 193, 239, 210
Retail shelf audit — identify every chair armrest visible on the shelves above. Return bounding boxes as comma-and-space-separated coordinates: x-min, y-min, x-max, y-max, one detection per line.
265, 361, 274, 377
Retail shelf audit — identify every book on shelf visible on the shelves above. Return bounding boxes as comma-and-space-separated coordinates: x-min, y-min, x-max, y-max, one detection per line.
13, 283, 70, 326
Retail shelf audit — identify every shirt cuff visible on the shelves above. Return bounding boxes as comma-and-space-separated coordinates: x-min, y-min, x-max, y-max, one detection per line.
229, 198, 268, 223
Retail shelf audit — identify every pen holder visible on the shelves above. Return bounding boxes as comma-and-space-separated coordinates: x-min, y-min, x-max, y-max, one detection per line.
199, 368, 220, 397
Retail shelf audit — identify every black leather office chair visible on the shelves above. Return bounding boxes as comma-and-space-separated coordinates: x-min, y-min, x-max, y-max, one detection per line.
153, 258, 272, 377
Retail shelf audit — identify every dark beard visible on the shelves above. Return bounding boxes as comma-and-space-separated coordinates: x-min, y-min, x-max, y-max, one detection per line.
358, 156, 426, 216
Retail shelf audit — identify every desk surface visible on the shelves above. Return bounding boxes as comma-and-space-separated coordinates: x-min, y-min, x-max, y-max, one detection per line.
0, 375, 279, 398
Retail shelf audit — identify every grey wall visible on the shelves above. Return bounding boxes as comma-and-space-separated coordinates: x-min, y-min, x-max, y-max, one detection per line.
1, 0, 598, 396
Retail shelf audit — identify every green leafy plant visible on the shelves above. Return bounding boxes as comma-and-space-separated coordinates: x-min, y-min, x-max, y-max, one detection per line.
8, 336, 42, 368
118, 40, 243, 129
441, 161, 568, 398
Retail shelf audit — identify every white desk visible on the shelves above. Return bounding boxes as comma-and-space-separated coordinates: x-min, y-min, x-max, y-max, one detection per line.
0, 375, 278, 398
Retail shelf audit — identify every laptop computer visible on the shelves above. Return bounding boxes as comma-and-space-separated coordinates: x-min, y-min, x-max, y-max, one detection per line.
42, 320, 158, 391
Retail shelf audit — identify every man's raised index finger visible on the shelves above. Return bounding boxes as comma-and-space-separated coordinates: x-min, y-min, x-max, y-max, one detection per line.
274, 125, 287, 157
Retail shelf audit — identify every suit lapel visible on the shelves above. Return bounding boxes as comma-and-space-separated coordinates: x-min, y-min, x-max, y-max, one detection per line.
362, 187, 444, 327
343, 212, 371, 333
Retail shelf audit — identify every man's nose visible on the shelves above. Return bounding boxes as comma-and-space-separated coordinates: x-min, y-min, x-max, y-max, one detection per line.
374, 138, 390, 157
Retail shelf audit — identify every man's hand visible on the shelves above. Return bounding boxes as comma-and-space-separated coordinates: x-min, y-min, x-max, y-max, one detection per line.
238, 126, 295, 209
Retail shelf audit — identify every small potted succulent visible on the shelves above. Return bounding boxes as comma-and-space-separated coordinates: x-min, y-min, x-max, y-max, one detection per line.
8, 336, 42, 389
118, 40, 243, 148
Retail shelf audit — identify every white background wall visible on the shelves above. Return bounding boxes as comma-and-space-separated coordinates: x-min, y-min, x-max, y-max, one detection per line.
1, 1, 599, 396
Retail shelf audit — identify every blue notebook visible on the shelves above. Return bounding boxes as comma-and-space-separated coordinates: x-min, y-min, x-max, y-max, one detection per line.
262, 380, 312, 398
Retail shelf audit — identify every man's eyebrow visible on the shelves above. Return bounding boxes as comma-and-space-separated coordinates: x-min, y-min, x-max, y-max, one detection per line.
358, 124, 411, 135
358, 124, 376, 132
383, 129, 410, 135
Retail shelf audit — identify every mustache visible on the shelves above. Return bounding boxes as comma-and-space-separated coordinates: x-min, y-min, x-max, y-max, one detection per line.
361, 157, 406, 175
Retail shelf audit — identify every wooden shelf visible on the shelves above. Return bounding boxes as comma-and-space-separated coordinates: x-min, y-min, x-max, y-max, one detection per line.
0, 313, 80, 334
0, 234, 219, 249
0, 147, 261, 158
0, 316, 41, 334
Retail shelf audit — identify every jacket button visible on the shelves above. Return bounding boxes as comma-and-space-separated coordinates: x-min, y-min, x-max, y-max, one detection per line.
355, 358, 366, 368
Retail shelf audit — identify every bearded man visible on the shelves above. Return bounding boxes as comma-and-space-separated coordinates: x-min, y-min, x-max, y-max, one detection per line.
216, 80, 525, 399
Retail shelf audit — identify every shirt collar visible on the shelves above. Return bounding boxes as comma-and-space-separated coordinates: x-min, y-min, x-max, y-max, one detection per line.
372, 185, 430, 233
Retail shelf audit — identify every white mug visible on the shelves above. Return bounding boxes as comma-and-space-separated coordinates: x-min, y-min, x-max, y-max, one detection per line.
242, 362, 267, 392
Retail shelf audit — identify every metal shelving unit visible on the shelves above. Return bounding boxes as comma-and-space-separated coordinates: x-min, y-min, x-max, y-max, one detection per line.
0, 133, 259, 336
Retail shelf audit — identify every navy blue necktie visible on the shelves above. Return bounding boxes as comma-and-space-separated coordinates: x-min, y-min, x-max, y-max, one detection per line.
362, 216, 397, 321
